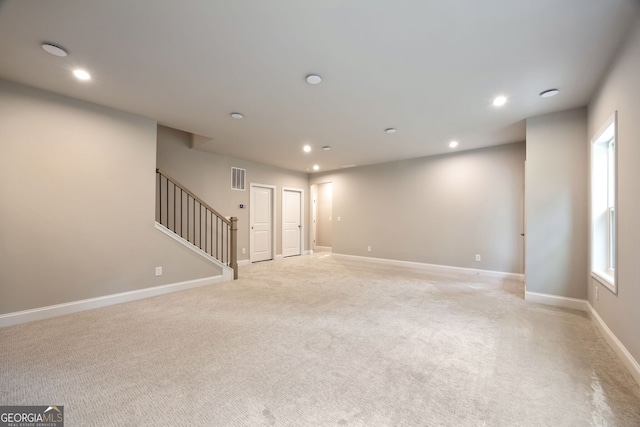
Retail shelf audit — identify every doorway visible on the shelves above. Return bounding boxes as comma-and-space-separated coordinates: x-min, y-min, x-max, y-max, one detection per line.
250, 183, 275, 262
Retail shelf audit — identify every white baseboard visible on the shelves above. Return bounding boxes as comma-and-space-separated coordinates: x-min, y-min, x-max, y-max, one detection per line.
314, 246, 332, 252
238, 259, 251, 267
332, 253, 524, 281
155, 222, 234, 280
0, 275, 222, 328
588, 304, 640, 388
524, 291, 590, 311
523, 291, 640, 388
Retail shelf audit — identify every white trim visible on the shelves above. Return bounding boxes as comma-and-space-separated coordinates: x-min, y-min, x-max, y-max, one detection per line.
237, 259, 251, 267
0, 275, 223, 328
155, 222, 234, 281
588, 304, 640, 387
524, 291, 589, 311
591, 271, 614, 290
314, 246, 332, 252
332, 253, 524, 281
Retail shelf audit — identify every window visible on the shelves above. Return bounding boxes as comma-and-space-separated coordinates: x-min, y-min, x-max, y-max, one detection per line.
591, 113, 617, 293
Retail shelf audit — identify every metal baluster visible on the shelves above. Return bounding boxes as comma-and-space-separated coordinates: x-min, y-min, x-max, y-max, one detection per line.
158, 173, 162, 225
186, 195, 189, 243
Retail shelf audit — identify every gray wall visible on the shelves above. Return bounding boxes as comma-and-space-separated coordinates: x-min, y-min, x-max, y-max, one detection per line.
525, 108, 589, 299
588, 17, 640, 365
310, 143, 526, 273
316, 182, 333, 247
0, 80, 222, 315
156, 126, 309, 262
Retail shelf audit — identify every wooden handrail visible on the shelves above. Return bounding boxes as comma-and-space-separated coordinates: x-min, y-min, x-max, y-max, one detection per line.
156, 168, 230, 226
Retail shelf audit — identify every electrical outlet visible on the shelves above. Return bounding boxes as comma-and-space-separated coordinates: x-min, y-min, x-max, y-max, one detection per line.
242, 248, 246, 254
337, 216, 341, 222
367, 246, 372, 252
595, 286, 599, 301
155, 266, 163, 276
475, 254, 481, 262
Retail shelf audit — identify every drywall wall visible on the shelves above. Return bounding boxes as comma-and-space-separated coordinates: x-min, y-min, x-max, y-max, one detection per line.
0, 80, 222, 315
316, 182, 333, 247
525, 108, 588, 299
310, 142, 525, 273
156, 126, 309, 261
588, 17, 640, 365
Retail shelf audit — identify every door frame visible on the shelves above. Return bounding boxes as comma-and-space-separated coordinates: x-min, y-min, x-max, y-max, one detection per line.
310, 184, 318, 253
282, 187, 304, 257
249, 183, 276, 263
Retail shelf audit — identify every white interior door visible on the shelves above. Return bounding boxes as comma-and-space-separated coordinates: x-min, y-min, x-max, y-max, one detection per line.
250, 184, 273, 262
283, 188, 302, 257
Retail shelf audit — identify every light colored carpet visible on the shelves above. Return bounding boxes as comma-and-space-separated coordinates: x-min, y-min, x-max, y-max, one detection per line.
1, 254, 639, 426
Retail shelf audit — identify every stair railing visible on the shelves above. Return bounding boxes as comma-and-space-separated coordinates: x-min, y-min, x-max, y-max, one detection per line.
156, 168, 238, 279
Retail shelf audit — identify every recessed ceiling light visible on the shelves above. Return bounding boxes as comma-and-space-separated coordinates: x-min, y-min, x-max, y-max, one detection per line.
322, 146, 331, 151
230, 112, 244, 119
539, 89, 559, 98
306, 74, 322, 85
303, 145, 311, 153
492, 95, 507, 107
385, 128, 397, 134
42, 43, 67, 57
449, 141, 459, 148
313, 165, 320, 171
73, 69, 91, 81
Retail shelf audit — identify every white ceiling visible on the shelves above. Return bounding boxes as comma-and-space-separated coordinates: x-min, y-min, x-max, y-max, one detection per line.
1, 0, 638, 173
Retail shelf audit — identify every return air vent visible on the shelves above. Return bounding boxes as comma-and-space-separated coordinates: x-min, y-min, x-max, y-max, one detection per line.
231, 167, 246, 191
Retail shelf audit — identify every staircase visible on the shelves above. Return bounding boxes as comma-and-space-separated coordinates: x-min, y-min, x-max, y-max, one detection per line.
156, 169, 238, 279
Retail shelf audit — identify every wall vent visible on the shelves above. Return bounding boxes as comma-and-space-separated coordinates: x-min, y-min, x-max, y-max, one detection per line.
231, 167, 246, 191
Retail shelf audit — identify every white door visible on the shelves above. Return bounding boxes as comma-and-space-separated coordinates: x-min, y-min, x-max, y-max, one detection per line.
283, 188, 302, 257
250, 184, 273, 262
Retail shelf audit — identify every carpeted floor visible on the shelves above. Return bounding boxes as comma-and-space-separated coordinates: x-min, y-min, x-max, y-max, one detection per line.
1, 254, 639, 426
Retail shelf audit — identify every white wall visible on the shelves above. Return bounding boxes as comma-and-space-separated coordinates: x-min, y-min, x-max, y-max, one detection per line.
588, 17, 640, 365
156, 126, 309, 262
310, 143, 526, 273
525, 108, 589, 299
0, 80, 222, 315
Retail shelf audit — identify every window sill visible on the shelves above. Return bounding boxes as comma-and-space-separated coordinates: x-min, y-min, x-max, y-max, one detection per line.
592, 270, 616, 293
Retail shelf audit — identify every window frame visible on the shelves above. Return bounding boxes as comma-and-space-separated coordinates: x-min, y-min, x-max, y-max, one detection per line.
590, 112, 618, 294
